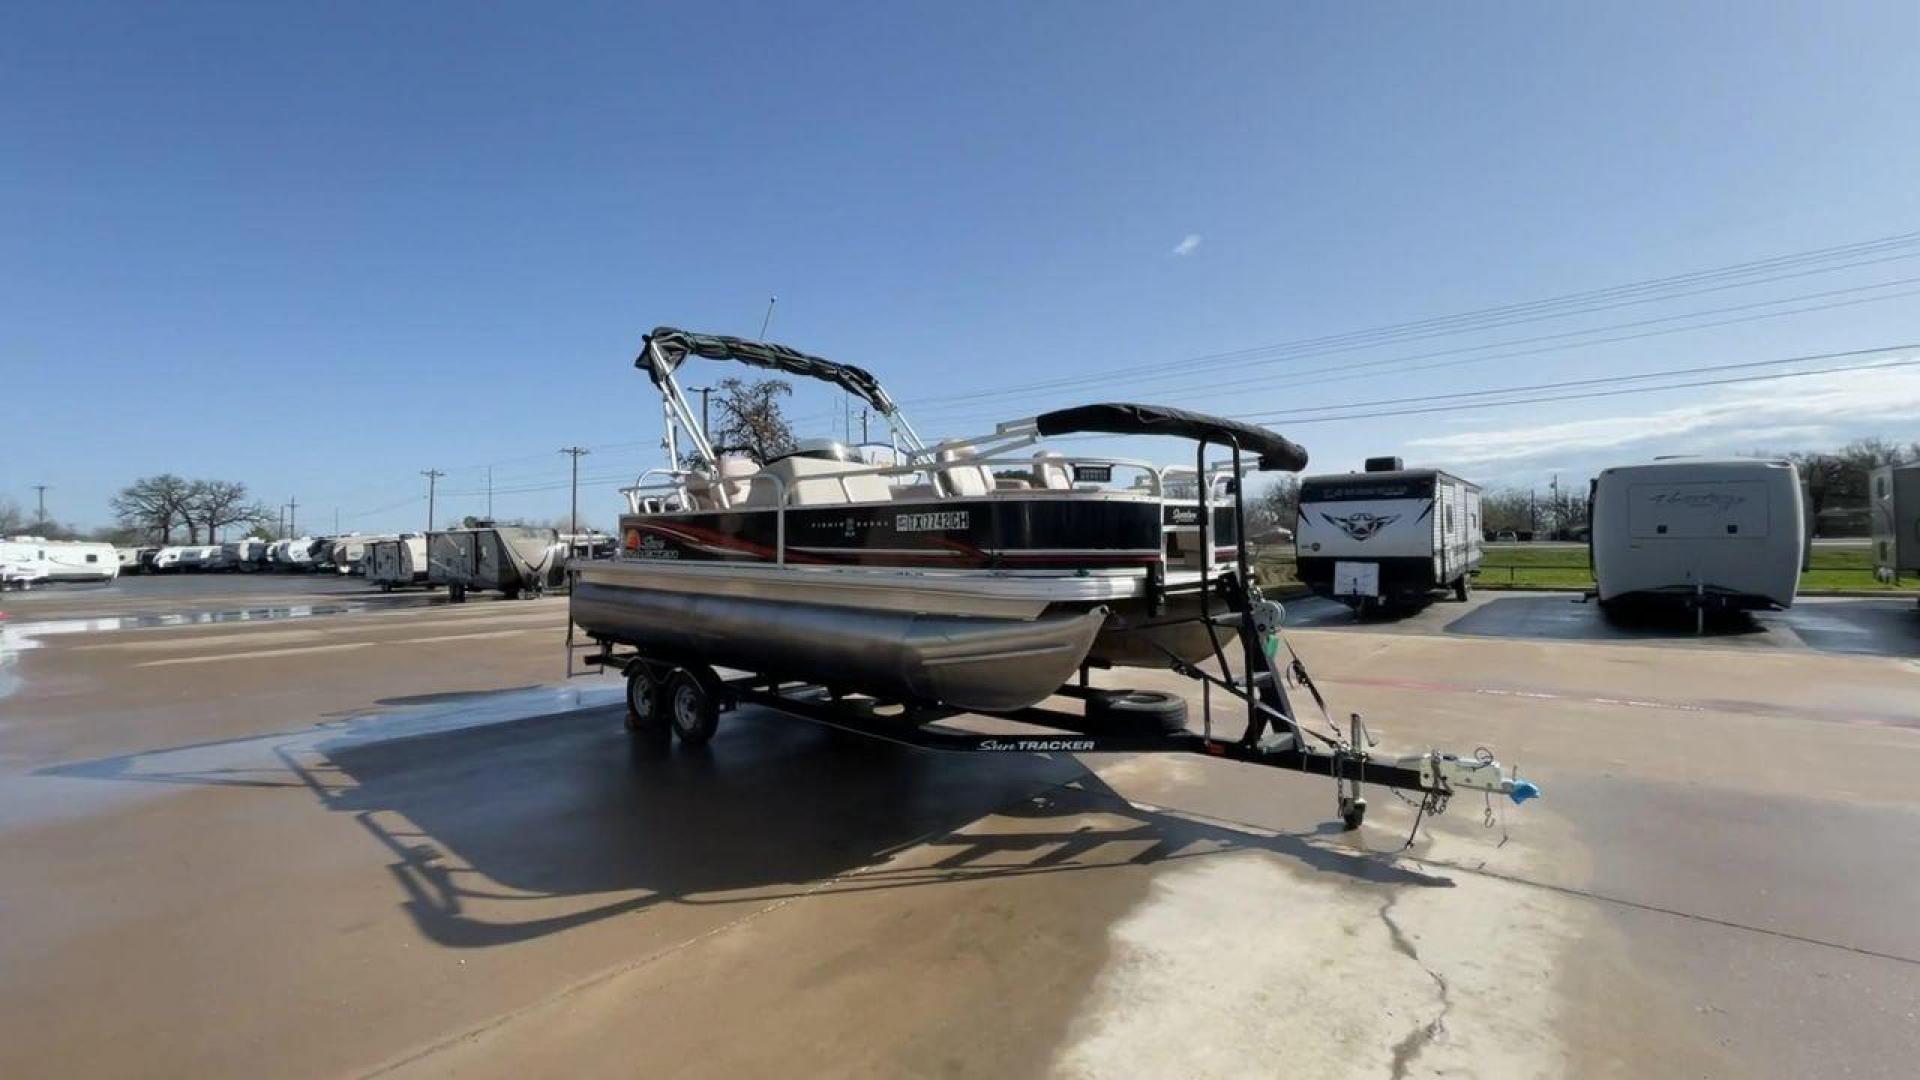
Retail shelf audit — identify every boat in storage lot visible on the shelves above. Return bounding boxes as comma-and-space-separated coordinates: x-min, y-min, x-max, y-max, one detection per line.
571, 331, 1289, 711
427, 526, 562, 602
1591, 458, 1805, 612
566, 327, 1537, 830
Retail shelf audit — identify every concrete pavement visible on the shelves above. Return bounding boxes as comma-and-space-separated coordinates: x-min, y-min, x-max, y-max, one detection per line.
1, 582, 1916, 1077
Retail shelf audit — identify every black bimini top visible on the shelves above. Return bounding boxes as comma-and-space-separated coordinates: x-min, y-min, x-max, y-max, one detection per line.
639, 327, 897, 414
1034, 403, 1309, 472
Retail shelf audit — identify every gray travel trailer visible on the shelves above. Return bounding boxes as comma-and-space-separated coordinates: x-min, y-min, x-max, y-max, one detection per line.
1869, 463, 1920, 592
365, 534, 431, 591
324, 534, 390, 576
426, 525, 563, 602
1293, 457, 1482, 612
1590, 458, 1804, 613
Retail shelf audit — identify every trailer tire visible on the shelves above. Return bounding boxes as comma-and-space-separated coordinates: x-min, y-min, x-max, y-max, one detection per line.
665, 669, 720, 746
625, 664, 664, 734
1084, 689, 1188, 735
1454, 575, 1471, 602
449, 583, 467, 603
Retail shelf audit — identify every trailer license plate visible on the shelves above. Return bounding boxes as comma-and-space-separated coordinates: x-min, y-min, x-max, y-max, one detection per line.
1334, 561, 1379, 598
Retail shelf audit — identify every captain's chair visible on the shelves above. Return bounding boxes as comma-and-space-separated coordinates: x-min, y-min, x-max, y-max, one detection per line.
1032, 451, 1073, 491
936, 446, 995, 498
685, 454, 762, 510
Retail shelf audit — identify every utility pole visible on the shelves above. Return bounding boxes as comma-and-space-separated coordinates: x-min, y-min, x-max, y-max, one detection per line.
278, 506, 286, 539
287, 496, 298, 537
31, 484, 47, 522
421, 470, 444, 531
560, 447, 591, 538
687, 386, 714, 442
487, 466, 494, 519
859, 408, 870, 444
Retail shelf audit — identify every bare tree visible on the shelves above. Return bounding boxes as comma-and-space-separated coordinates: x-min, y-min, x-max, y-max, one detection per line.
1480, 488, 1535, 535
188, 480, 267, 543
112, 474, 197, 543
1249, 476, 1299, 535
0, 499, 24, 535
711, 377, 797, 463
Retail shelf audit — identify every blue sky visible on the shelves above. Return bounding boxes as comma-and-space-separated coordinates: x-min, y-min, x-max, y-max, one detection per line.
6, 1, 1920, 533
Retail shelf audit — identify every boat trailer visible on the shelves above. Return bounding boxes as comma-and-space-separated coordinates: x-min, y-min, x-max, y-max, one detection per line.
576, 640, 1535, 831
567, 428, 1538, 832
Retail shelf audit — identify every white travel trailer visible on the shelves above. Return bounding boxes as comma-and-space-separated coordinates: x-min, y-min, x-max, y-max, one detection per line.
42, 540, 120, 582
275, 537, 318, 571
1869, 463, 1920, 587
325, 534, 391, 576
1591, 458, 1804, 612
222, 538, 268, 570
1, 538, 51, 588
175, 545, 224, 572
1293, 458, 1482, 611
4, 539, 121, 586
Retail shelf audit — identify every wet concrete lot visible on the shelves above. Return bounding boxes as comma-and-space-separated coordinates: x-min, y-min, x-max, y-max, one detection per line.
2, 580, 1917, 1077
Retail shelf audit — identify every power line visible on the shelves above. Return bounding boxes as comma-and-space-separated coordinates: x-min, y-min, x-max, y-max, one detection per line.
1240, 351, 1920, 427
898, 231, 1920, 411
1246, 343, 1919, 421
915, 278, 1920, 429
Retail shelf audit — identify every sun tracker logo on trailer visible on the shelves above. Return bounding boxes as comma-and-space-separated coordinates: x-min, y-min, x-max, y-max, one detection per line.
1321, 511, 1400, 541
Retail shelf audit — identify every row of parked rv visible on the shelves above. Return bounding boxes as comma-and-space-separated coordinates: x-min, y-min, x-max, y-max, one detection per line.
2, 526, 617, 597
123, 535, 389, 576
1294, 457, 1920, 615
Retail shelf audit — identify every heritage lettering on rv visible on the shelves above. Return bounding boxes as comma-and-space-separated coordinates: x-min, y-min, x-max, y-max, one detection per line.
896, 511, 971, 532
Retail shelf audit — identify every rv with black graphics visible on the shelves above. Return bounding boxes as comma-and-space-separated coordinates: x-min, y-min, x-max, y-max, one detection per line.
1293, 457, 1482, 612
1590, 457, 1804, 614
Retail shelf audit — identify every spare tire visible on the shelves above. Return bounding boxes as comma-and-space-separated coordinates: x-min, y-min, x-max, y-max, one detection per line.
1084, 689, 1188, 735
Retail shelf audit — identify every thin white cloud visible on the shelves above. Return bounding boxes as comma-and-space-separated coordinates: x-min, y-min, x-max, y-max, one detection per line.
1171, 234, 1202, 257
1404, 363, 1920, 466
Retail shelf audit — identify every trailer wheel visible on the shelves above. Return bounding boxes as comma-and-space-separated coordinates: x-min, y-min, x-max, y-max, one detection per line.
1085, 689, 1188, 735
624, 664, 664, 733
665, 669, 720, 746
1454, 575, 1471, 602
502, 586, 521, 601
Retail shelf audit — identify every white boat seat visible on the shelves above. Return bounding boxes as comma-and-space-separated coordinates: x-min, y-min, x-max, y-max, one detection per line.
937, 447, 995, 498
1033, 451, 1073, 491
709, 455, 761, 508
760, 456, 894, 506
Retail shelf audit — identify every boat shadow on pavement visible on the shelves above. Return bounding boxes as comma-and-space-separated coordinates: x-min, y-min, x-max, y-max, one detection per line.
39, 697, 1451, 951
